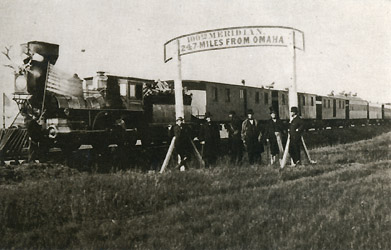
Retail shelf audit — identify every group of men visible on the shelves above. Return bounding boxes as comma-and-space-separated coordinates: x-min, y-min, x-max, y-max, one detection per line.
170, 112, 221, 168
171, 106, 304, 169
228, 106, 304, 166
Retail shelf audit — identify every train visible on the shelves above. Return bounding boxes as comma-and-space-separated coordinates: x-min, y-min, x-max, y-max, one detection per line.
11, 41, 391, 156
178, 80, 391, 129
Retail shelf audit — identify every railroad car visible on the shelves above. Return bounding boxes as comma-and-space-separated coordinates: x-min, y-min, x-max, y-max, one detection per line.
314, 95, 348, 128
347, 97, 369, 125
181, 80, 290, 123
368, 102, 382, 125
272, 89, 289, 120
297, 92, 316, 120
383, 104, 391, 120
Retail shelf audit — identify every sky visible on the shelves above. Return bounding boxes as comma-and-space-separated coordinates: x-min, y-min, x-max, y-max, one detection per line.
1, 0, 390, 124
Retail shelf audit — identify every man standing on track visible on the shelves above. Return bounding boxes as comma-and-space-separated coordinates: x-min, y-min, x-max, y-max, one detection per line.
289, 106, 304, 166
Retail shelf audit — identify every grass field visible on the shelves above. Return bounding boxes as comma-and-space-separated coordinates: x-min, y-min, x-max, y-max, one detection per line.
0, 128, 391, 249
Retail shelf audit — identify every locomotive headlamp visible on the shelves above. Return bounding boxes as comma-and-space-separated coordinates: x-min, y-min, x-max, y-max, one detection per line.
48, 126, 58, 139
14, 74, 27, 93
31, 68, 42, 78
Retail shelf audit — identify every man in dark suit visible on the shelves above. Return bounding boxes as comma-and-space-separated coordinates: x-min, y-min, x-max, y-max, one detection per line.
26, 111, 47, 163
265, 108, 285, 165
241, 109, 263, 166
289, 106, 304, 165
199, 112, 220, 167
226, 111, 243, 165
171, 117, 191, 169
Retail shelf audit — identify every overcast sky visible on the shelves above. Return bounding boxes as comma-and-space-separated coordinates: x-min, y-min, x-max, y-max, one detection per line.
0, 0, 390, 107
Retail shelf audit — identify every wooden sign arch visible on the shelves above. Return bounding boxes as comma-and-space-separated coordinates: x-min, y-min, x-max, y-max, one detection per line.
164, 26, 305, 119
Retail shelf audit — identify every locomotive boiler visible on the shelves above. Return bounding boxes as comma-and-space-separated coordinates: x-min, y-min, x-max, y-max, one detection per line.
20, 41, 192, 153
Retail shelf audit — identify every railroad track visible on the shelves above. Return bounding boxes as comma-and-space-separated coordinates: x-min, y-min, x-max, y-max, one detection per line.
1, 124, 389, 168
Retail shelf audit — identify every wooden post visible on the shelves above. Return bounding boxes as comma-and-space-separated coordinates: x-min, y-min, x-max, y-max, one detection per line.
288, 30, 298, 109
301, 136, 316, 164
280, 31, 315, 169
276, 132, 284, 158
280, 134, 290, 169
173, 39, 184, 119
281, 31, 297, 170
190, 139, 205, 168
160, 136, 176, 173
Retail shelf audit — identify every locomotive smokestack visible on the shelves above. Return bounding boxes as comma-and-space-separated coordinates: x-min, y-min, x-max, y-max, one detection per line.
21, 41, 59, 101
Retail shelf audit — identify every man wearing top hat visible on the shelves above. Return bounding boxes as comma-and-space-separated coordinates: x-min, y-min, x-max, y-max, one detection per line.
241, 109, 263, 166
199, 112, 220, 167
289, 106, 304, 165
265, 108, 285, 165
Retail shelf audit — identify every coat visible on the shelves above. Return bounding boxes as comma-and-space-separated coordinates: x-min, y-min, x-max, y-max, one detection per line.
26, 118, 42, 142
199, 121, 220, 158
241, 118, 263, 153
226, 115, 242, 140
265, 118, 284, 139
289, 116, 304, 142
265, 118, 285, 155
171, 124, 191, 157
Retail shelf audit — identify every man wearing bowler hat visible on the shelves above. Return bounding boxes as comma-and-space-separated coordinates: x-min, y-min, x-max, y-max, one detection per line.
241, 109, 263, 166
199, 112, 220, 167
289, 106, 304, 166
170, 117, 191, 169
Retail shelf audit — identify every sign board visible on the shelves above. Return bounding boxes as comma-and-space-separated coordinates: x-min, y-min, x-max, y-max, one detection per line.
164, 26, 304, 62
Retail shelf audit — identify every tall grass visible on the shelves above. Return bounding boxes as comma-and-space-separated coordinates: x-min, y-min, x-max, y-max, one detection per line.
303, 125, 391, 148
0, 130, 390, 249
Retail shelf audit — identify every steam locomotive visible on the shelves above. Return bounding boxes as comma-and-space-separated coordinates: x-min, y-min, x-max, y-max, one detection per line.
18, 41, 192, 153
